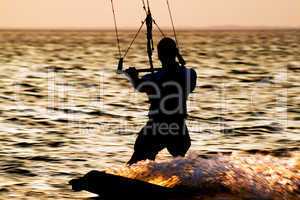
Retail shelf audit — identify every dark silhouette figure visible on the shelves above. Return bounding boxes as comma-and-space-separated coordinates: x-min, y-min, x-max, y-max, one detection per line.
125, 38, 197, 165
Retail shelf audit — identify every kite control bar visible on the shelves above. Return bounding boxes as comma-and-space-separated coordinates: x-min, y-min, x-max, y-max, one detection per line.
116, 58, 160, 74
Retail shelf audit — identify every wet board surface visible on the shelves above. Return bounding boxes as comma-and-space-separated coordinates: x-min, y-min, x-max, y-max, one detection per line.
69, 170, 192, 200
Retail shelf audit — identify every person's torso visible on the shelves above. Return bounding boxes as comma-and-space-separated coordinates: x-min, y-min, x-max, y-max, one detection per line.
142, 64, 197, 120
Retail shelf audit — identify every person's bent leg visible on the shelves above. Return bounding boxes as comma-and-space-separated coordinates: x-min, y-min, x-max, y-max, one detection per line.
127, 121, 163, 165
127, 151, 150, 165
127, 149, 159, 165
167, 122, 191, 157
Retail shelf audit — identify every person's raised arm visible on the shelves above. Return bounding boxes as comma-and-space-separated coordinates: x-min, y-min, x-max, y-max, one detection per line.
124, 67, 156, 94
124, 67, 140, 89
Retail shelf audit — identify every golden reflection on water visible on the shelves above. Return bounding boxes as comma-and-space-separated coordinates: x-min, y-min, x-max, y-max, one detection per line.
0, 30, 299, 199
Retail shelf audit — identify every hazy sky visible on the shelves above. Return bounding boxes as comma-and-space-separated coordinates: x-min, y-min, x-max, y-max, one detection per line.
1, 0, 300, 29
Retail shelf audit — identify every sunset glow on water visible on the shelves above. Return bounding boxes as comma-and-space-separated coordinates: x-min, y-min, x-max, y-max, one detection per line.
0, 30, 299, 199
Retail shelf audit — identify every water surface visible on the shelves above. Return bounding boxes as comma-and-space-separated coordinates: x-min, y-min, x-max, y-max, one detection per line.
0, 30, 299, 199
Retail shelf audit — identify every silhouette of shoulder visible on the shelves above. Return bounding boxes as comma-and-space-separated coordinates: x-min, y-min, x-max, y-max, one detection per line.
138, 66, 197, 93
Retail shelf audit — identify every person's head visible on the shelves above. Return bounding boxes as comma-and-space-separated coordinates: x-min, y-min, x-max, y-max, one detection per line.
157, 37, 178, 66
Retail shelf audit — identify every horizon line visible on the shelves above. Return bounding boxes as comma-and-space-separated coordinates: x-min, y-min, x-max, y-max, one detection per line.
0, 25, 300, 32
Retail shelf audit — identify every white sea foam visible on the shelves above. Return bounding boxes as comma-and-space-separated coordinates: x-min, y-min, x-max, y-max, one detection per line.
107, 153, 300, 200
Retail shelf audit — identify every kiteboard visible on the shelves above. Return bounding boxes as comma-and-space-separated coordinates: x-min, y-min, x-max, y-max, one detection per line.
69, 170, 191, 200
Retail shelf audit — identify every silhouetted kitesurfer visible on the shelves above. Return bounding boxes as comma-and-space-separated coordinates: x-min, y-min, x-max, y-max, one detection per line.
125, 37, 197, 165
